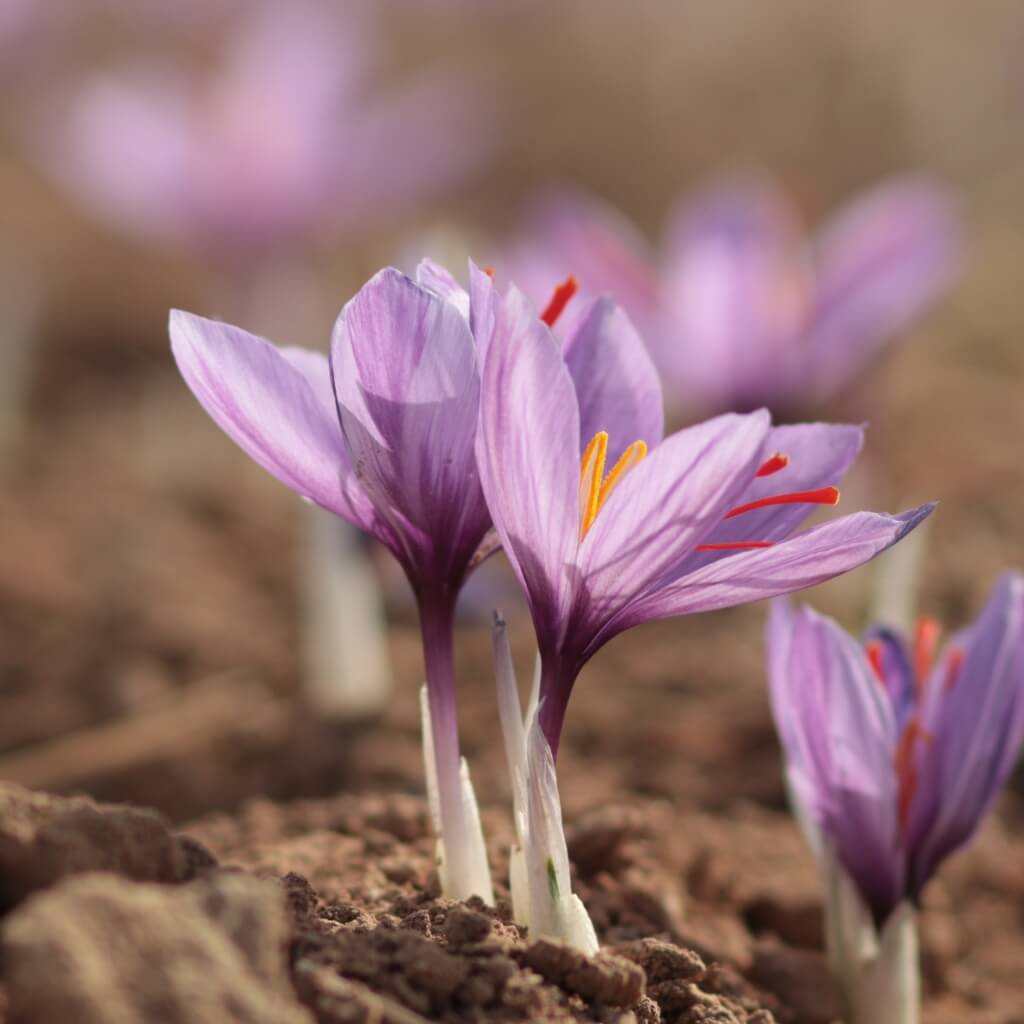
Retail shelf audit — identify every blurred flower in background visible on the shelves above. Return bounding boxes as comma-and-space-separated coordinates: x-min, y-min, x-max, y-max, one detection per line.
503, 178, 961, 419
29, 0, 490, 310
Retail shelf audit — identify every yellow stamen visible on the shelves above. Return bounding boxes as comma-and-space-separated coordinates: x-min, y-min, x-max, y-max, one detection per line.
579, 431, 608, 538
578, 431, 647, 539
597, 441, 647, 515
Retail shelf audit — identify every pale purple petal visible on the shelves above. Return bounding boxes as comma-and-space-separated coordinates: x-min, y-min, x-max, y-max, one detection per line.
808, 178, 961, 400
619, 504, 935, 626
861, 625, 916, 726
475, 287, 581, 652
415, 257, 470, 318
576, 411, 771, 655
468, 260, 500, 356
331, 268, 489, 582
659, 182, 810, 411
766, 599, 829, 826
683, 422, 864, 573
169, 310, 375, 530
780, 604, 904, 923
908, 572, 1024, 893
562, 297, 664, 461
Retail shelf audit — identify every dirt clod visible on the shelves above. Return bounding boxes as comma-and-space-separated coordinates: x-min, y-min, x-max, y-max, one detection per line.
525, 938, 646, 1007
0, 781, 215, 913
1, 871, 310, 1023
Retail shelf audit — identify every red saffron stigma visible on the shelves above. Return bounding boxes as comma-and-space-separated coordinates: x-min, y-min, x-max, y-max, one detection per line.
724, 486, 840, 520
865, 640, 886, 686
695, 541, 775, 552
894, 719, 932, 834
756, 452, 790, 477
540, 275, 579, 326
483, 266, 495, 279
913, 616, 940, 690
944, 647, 965, 691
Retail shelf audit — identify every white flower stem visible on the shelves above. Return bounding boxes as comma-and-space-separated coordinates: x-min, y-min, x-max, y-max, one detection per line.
419, 598, 492, 904
491, 614, 597, 953
823, 850, 920, 1024
300, 504, 391, 718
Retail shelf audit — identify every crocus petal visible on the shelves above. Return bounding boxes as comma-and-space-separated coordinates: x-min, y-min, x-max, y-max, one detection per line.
619, 504, 935, 627
861, 625, 917, 725
660, 181, 810, 411
415, 257, 470, 318
563, 296, 664, 460
767, 599, 829, 831
907, 572, 1024, 893
808, 178, 960, 400
780, 604, 904, 923
469, 260, 500, 357
331, 267, 490, 582
169, 309, 375, 530
684, 421, 864, 572
476, 288, 581, 652
575, 411, 770, 656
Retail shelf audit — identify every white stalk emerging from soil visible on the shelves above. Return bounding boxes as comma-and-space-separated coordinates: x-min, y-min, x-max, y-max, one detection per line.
418, 596, 493, 904
419, 685, 493, 903
301, 504, 391, 718
822, 845, 920, 1024
227, 263, 394, 721
492, 613, 598, 955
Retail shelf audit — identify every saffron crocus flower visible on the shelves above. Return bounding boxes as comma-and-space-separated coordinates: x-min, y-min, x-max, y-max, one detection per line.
39, 1, 487, 268
476, 283, 932, 949
506, 178, 959, 416
766, 575, 1024, 1024
170, 260, 510, 903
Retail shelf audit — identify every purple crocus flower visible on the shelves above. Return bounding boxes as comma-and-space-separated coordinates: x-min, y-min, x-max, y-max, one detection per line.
767, 573, 1024, 929
38, 1, 487, 270
476, 284, 934, 759
505, 178, 959, 416
170, 259, 505, 902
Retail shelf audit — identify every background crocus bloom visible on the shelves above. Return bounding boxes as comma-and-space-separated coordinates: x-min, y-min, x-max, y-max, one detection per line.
170, 262, 499, 902
505, 178, 959, 416
39, 1, 486, 266
477, 284, 934, 758
767, 573, 1024, 928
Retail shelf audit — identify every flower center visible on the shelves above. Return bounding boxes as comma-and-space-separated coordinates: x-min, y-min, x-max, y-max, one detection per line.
864, 617, 964, 836
578, 431, 647, 539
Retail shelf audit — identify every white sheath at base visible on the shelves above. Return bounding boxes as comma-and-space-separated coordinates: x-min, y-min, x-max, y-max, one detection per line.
301, 507, 391, 718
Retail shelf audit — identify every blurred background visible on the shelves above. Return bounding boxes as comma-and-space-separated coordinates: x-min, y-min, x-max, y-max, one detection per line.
2, 0, 1023, 831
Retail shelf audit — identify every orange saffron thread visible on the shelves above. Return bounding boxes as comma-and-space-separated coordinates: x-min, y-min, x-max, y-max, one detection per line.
865, 640, 886, 686
913, 616, 941, 690
944, 648, 965, 691
724, 486, 840, 520
755, 452, 790, 477
540, 275, 579, 326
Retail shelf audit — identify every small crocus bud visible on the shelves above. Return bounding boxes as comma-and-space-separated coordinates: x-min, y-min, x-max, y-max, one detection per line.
767, 573, 1024, 1023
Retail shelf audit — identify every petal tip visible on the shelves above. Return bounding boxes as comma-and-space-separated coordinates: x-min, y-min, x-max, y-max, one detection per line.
896, 502, 937, 540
